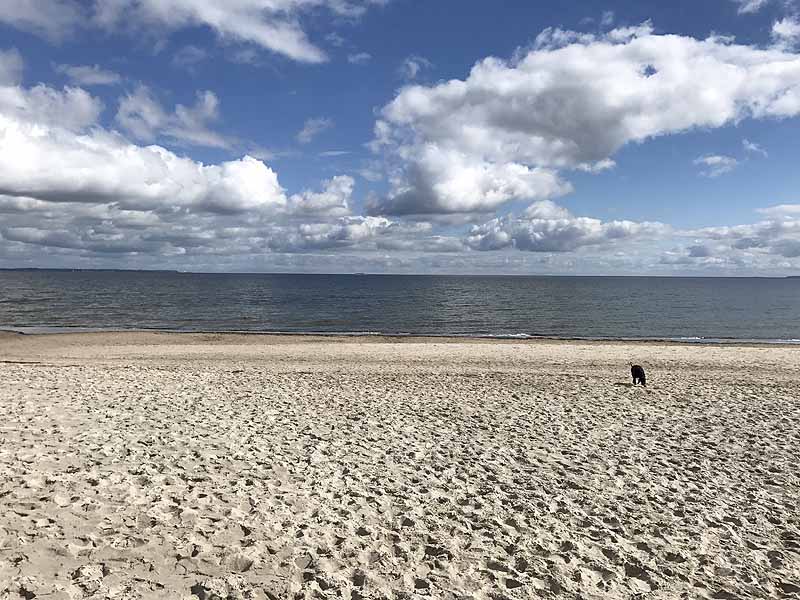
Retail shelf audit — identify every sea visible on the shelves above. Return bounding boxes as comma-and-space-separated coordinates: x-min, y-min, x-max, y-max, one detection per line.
1, 270, 799, 343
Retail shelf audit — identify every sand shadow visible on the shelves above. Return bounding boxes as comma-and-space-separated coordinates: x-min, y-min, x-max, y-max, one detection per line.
614, 382, 635, 388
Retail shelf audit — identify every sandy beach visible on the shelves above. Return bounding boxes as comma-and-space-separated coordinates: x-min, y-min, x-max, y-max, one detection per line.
1, 332, 798, 599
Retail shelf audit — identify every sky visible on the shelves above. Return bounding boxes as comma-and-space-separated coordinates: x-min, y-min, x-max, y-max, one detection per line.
1, 0, 800, 275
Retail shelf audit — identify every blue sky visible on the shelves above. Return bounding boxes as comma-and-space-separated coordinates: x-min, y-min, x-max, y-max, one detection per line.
1, 0, 800, 274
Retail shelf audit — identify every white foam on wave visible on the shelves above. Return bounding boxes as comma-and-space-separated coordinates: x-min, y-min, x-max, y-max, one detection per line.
4, 326, 800, 345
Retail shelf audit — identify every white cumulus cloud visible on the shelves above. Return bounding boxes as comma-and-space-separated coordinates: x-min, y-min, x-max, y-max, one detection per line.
370, 145, 571, 216
0, 113, 287, 215
523, 199, 572, 220
370, 24, 800, 216
266, 216, 415, 252
773, 17, 800, 49
116, 86, 232, 149
0, 74, 102, 132
465, 202, 669, 252
289, 175, 355, 217
690, 209, 800, 258
0, 49, 409, 265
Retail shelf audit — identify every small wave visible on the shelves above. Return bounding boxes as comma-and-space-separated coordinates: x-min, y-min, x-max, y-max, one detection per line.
481, 333, 534, 339
3, 326, 800, 345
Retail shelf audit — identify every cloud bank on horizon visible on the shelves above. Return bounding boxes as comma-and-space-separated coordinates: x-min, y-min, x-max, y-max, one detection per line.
1, 1, 800, 275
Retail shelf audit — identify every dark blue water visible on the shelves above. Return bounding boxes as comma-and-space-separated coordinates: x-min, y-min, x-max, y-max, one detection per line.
1, 271, 799, 342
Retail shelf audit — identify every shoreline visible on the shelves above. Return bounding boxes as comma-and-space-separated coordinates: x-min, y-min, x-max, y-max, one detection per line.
2, 327, 800, 347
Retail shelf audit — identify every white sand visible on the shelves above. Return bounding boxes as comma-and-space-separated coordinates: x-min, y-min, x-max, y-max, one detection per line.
1, 332, 799, 599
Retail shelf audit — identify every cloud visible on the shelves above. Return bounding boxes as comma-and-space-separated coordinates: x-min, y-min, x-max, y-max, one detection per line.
172, 45, 209, 69
465, 201, 668, 252
0, 113, 288, 214
230, 48, 262, 65
369, 24, 800, 217
399, 55, 432, 80
523, 199, 572, 219
0, 225, 174, 255
297, 117, 334, 144
0, 48, 23, 86
694, 154, 739, 177
0, 64, 372, 264
0, 0, 84, 41
0, 56, 103, 131
358, 160, 383, 182
690, 210, 800, 258
133, 1, 388, 63
772, 238, 800, 257
743, 138, 768, 157
368, 145, 571, 216
319, 150, 351, 157
91, 1, 326, 63
576, 158, 616, 173
773, 17, 800, 49
288, 175, 354, 217
658, 247, 743, 268
384, 24, 800, 167
0, 51, 510, 269
0, 85, 102, 131
116, 86, 232, 149
266, 216, 398, 252
54, 63, 122, 86
0, 1, 388, 64
687, 244, 713, 258
732, 0, 770, 14
376, 236, 465, 253
325, 32, 347, 47
348, 52, 372, 65
4, 31, 800, 274
1, 176, 375, 260
757, 204, 800, 217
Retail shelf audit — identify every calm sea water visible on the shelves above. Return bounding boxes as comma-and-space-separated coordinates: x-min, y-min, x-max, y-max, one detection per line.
1, 271, 799, 342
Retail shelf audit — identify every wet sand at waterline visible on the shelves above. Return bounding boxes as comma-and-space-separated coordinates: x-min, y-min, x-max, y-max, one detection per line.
1, 332, 798, 599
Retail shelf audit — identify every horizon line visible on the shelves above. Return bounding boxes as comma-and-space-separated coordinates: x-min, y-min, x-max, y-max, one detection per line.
0, 267, 797, 279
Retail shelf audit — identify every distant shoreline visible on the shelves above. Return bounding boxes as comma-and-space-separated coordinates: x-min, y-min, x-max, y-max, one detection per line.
0, 268, 180, 273
1, 268, 799, 278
